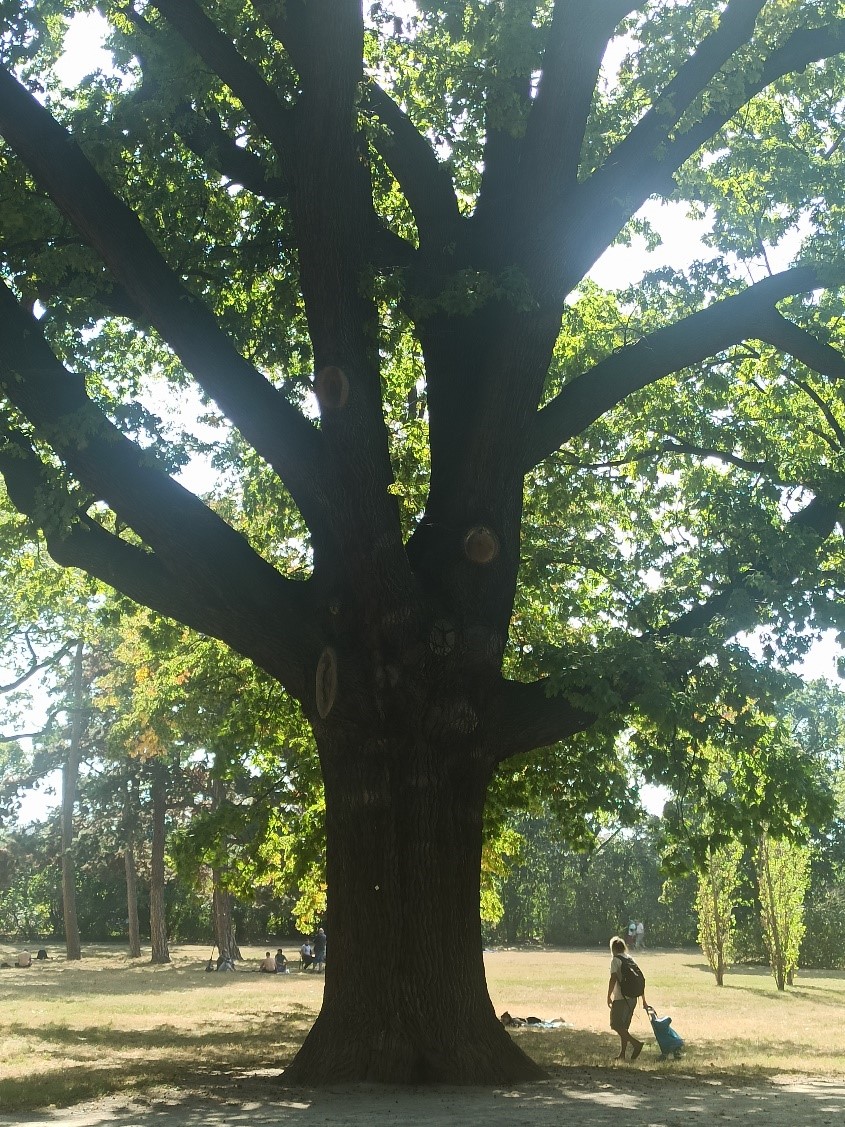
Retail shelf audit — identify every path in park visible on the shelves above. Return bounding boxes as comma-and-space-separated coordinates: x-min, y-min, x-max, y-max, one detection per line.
6, 1071, 845, 1127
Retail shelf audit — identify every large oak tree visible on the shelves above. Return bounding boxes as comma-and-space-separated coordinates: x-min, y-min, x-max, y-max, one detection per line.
2, 0, 845, 1083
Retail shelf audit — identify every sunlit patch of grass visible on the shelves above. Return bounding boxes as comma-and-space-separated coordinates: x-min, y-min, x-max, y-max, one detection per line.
1, 942, 843, 1111
484, 946, 845, 1079
0, 942, 319, 1110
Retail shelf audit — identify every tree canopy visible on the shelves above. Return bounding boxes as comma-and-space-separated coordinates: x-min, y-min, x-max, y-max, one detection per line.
2, 0, 845, 1084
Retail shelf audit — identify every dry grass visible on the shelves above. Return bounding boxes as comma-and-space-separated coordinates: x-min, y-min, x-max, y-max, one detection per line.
0, 942, 843, 1111
486, 946, 845, 1078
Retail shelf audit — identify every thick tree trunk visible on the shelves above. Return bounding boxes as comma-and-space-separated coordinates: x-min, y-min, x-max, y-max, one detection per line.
124, 842, 142, 958
149, 765, 170, 964
284, 728, 544, 1085
61, 639, 83, 961
212, 879, 240, 961
210, 774, 240, 960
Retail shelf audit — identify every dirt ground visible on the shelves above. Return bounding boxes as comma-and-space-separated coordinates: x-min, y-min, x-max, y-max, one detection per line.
5, 1069, 845, 1127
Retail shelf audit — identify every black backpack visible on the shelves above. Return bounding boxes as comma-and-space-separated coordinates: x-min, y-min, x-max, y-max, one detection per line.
619, 953, 646, 998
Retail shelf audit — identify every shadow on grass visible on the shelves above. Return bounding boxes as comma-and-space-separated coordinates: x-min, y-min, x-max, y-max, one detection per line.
509, 1026, 841, 1082
0, 962, 321, 998
724, 980, 845, 1002
0, 1017, 308, 1111
9, 1068, 843, 1127
0, 1057, 301, 1114
5, 1003, 315, 1053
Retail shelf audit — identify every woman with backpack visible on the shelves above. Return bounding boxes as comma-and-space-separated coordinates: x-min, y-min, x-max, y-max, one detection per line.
607, 935, 648, 1060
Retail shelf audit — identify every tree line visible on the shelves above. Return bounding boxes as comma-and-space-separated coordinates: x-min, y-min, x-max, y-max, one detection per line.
3, 575, 844, 987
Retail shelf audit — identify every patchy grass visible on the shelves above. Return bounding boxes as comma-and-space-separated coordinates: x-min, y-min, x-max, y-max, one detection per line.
0, 942, 843, 1111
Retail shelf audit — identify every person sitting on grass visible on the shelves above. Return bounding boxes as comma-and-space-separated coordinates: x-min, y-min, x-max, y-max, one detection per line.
259, 951, 277, 973
607, 935, 647, 1061
275, 949, 289, 974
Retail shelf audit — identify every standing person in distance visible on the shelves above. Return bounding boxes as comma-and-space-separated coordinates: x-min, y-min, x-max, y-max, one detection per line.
313, 927, 327, 972
607, 935, 647, 1060
300, 938, 314, 971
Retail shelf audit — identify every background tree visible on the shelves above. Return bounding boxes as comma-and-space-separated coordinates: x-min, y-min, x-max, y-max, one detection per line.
59, 638, 84, 960
2, 0, 845, 1082
756, 831, 810, 990
695, 839, 743, 986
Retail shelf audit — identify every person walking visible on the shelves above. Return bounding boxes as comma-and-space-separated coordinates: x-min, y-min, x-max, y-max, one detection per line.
607, 935, 647, 1060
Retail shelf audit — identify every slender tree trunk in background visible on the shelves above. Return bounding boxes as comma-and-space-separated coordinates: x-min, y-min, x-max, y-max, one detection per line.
123, 775, 142, 957
149, 764, 170, 964
711, 867, 725, 987
61, 638, 83, 961
124, 842, 142, 958
758, 836, 785, 990
284, 727, 544, 1085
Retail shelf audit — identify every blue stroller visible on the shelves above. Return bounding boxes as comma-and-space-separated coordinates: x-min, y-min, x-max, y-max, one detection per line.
645, 1004, 684, 1059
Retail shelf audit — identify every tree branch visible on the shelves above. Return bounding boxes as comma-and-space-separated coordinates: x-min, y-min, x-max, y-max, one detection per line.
171, 101, 289, 199
782, 373, 845, 454
246, 2, 414, 598
0, 284, 317, 685
763, 312, 845, 382
527, 265, 828, 467
0, 62, 323, 526
0, 424, 314, 697
556, 15, 845, 295
490, 491, 845, 761
0, 640, 74, 694
517, 0, 640, 203
363, 80, 460, 246
597, 1, 765, 182
149, 0, 294, 159
659, 439, 783, 481
248, 0, 331, 85
660, 19, 845, 178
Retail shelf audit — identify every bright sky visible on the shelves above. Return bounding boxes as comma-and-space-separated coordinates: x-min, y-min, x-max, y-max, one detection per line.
7, 12, 844, 828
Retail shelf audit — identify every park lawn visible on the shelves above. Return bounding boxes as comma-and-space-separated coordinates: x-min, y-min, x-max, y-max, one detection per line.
484, 946, 845, 1076
0, 943, 843, 1111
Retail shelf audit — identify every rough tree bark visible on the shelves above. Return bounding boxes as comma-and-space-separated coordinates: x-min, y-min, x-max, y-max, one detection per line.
149, 763, 170, 965
60, 639, 83, 962
285, 724, 543, 1084
212, 881, 240, 962
211, 776, 240, 960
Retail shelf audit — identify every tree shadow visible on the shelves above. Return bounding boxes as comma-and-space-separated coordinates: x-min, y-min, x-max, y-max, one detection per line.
0, 1018, 307, 1111
5, 1005, 315, 1053
0, 959, 319, 996
4, 1070, 845, 1126
725, 980, 845, 1003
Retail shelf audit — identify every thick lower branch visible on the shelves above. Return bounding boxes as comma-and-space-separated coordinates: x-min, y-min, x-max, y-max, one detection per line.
0, 63, 322, 524
0, 396, 314, 696
493, 494, 845, 760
